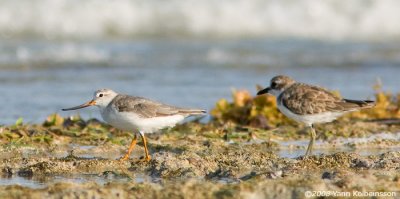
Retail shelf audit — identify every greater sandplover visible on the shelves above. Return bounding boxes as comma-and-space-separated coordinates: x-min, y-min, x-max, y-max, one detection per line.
62, 89, 206, 161
257, 75, 375, 157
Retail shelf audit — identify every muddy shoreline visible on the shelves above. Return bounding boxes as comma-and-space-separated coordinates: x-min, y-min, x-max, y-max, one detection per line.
0, 117, 399, 199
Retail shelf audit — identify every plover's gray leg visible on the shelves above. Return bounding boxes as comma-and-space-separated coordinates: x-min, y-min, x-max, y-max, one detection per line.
120, 134, 138, 161
139, 131, 151, 162
304, 124, 316, 157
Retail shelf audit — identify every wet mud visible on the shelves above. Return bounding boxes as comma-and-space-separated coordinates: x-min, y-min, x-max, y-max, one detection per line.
0, 118, 399, 198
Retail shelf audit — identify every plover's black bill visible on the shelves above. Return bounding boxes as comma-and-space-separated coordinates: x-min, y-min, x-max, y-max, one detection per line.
257, 87, 270, 95
62, 100, 96, 111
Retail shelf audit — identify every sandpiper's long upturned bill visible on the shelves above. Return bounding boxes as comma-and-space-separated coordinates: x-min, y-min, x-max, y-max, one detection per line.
62, 89, 206, 161
257, 75, 375, 157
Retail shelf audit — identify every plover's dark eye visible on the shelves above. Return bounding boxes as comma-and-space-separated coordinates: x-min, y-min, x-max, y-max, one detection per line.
99, 94, 103, 97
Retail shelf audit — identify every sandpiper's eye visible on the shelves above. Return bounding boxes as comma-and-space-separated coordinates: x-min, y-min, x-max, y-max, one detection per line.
271, 82, 277, 88
99, 94, 103, 97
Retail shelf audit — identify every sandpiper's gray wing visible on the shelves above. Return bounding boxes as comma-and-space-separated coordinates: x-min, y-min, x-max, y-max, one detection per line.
280, 83, 350, 115
113, 95, 205, 118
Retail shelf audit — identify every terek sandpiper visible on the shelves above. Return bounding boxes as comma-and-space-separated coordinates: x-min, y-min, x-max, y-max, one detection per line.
257, 75, 375, 157
62, 89, 206, 161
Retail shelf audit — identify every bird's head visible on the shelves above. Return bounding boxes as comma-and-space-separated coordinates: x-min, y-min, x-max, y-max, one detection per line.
257, 75, 295, 97
62, 89, 118, 111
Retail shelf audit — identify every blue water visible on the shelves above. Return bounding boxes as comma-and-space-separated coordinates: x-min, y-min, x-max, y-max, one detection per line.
1, 39, 399, 124
1, 0, 400, 125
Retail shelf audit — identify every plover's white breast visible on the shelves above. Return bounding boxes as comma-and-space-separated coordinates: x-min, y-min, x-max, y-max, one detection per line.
277, 100, 344, 126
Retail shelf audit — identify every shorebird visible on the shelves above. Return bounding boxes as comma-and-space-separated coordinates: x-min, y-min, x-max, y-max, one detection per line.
257, 75, 375, 157
62, 89, 206, 161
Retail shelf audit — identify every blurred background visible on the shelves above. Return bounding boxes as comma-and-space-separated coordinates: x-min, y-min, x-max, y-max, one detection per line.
1, 0, 400, 124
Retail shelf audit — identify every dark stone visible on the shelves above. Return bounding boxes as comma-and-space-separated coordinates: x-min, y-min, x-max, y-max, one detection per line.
322, 171, 336, 179
17, 169, 33, 178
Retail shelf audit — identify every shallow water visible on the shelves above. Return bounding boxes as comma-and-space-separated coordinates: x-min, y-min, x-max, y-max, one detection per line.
277, 147, 400, 159
0, 173, 139, 189
277, 132, 400, 158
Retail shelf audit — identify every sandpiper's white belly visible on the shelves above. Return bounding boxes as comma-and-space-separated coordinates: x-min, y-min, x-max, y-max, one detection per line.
100, 107, 185, 133
277, 101, 344, 126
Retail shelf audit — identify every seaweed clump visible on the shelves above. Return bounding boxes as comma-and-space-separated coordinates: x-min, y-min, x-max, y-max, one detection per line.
0, 114, 131, 146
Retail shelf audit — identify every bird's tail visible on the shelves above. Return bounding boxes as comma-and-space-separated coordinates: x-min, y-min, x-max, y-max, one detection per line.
343, 99, 376, 110
179, 109, 207, 116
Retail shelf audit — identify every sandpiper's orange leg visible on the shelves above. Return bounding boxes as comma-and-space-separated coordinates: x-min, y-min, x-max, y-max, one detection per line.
139, 132, 151, 162
120, 134, 137, 161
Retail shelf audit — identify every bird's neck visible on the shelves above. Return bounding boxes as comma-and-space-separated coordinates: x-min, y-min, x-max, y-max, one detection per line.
270, 89, 283, 97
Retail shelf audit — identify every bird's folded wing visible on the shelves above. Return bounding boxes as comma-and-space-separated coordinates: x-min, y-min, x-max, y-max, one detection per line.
281, 83, 344, 115
114, 95, 181, 118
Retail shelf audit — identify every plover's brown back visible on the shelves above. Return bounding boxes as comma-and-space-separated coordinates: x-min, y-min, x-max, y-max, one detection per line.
279, 83, 375, 115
